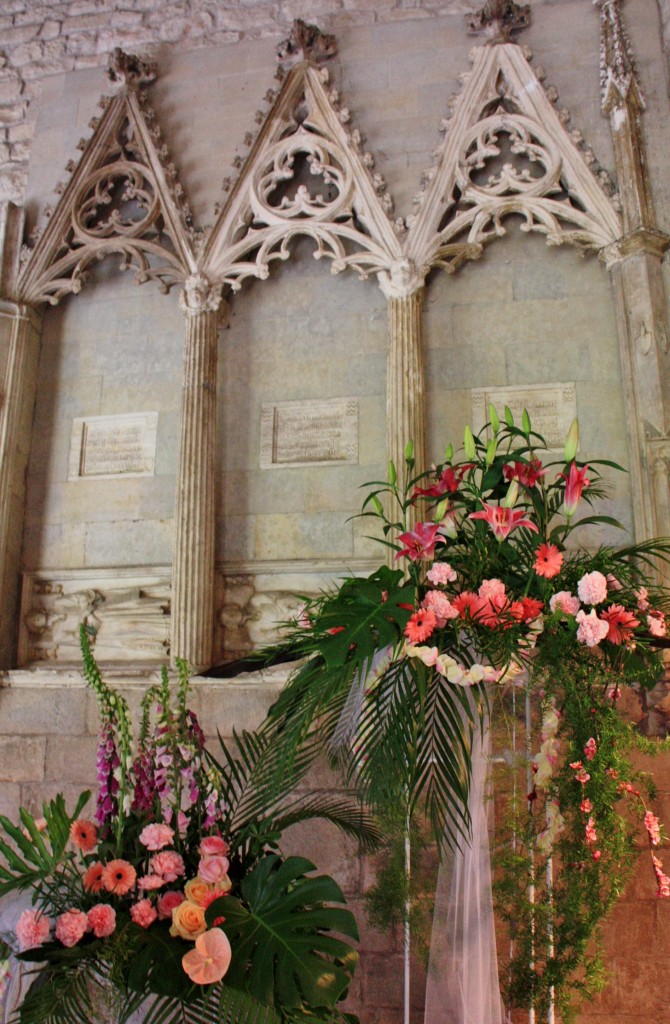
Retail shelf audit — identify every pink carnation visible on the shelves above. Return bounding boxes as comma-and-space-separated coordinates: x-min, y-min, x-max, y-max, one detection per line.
157, 890, 186, 921
426, 562, 457, 586
577, 571, 608, 606
199, 835, 230, 857
647, 610, 667, 637
87, 904, 116, 938
576, 608, 609, 648
15, 909, 51, 951
549, 591, 580, 616
150, 851, 185, 882
130, 899, 158, 929
138, 874, 166, 891
478, 578, 506, 601
139, 823, 175, 851
198, 855, 230, 885
55, 909, 90, 948
422, 590, 459, 627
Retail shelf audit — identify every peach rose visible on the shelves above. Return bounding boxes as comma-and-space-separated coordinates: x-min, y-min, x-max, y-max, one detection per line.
170, 899, 207, 941
184, 877, 215, 908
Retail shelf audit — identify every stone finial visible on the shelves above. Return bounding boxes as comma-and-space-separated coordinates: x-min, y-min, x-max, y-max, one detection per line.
465, 0, 531, 43
276, 19, 338, 68
107, 48, 157, 91
595, 0, 643, 113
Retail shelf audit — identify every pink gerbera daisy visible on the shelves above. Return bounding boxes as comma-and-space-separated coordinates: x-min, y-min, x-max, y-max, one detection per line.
404, 609, 437, 643
533, 543, 563, 579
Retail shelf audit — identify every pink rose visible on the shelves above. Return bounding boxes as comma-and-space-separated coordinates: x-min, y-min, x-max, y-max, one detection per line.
198, 855, 230, 885
130, 899, 158, 929
139, 823, 175, 851
150, 851, 185, 882
549, 591, 580, 616
55, 909, 90, 948
199, 836, 230, 858
87, 904, 116, 938
16, 909, 51, 951
157, 890, 186, 921
577, 571, 608, 606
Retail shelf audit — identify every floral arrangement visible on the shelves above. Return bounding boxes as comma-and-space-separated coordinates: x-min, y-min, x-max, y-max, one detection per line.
253, 410, 670, 1018
0, 632, 376, 1024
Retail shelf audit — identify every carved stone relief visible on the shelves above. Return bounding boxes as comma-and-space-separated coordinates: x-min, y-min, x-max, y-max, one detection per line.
18, 570, 171, 665
472, 383, 577, 449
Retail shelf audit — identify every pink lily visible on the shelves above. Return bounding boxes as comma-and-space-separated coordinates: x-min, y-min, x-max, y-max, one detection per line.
395, 521, 441, 562
561, 462, 590, 518
468, 503, 539, 542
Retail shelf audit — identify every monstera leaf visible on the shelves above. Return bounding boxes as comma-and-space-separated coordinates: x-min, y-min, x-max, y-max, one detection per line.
206, 856, 358, 1013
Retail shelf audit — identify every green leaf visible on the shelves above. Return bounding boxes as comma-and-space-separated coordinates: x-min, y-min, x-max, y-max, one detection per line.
209, 856, 358, 1013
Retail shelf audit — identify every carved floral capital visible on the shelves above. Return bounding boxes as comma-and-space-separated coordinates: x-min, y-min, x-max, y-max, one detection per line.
178, 274, 223, 317
376, 259, 425, 300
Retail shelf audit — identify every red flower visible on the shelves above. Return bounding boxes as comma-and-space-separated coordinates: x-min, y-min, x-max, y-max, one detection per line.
452, 592, 481, 619
533, 543, 563, 579
561, 462, 590, 517
70, 819, 98, 853
413, 465, 473, 499
520, 597, 544, 621
395, 522, 440, 562
469, 504, 539, 541
404, 609, 437, 643
599, 604, 639, 645
503, 459, 546, 488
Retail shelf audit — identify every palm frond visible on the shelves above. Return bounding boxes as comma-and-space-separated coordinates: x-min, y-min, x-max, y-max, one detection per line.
137, 987, 282, 1024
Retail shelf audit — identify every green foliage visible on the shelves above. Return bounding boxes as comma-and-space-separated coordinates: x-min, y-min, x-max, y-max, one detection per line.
207, 856, 359, 1012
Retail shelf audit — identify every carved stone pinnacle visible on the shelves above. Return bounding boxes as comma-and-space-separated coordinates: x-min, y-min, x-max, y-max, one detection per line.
107, 48, 157, 90
465, 0, 531, 43
276, 19, 338, 68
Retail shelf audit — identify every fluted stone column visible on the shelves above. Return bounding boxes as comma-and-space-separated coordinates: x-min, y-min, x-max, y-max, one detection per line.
172, 275, 223, 671
0, 301, 43, 668
379, 260, 427, 495
597, 0, 670, 541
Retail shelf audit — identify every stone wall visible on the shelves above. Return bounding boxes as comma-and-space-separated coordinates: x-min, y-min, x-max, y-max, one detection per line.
2, 1, 670, 1022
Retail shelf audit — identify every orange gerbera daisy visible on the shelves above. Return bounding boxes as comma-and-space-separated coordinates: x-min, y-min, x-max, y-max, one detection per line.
404, 608, 437, 643
83, 861, 105, 893
533, 543, 563, 579
101, 859, 137, 896
69, 818, 98, 853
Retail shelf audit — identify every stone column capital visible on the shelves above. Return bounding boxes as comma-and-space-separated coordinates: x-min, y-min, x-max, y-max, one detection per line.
178, 274, 223, 318
377, 259, 426, 301
601, 227, 670, 268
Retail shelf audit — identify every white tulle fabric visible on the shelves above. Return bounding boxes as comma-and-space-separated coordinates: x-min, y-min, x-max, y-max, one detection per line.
424, 696, 503, 1024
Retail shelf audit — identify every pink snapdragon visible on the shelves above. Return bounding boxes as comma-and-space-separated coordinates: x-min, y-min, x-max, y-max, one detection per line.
644, 811, 662, 846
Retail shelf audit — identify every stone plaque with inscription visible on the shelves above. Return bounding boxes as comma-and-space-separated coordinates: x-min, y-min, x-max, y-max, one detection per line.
260, 398, 359, 469
472, 383, 577, 450
68, 412, 158, 480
